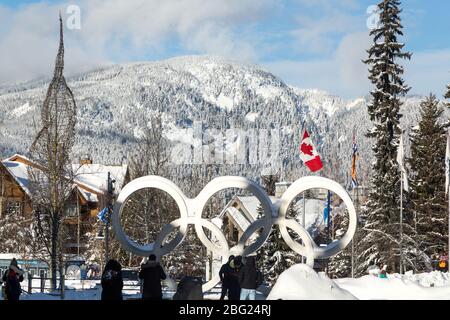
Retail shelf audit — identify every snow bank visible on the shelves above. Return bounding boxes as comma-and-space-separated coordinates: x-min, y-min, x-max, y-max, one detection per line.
335, 272, 450, 300
267, 264, 450, 300
267, 264, 356, 300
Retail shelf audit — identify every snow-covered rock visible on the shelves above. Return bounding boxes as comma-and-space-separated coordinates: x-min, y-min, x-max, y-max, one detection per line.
267, 264, 357, 300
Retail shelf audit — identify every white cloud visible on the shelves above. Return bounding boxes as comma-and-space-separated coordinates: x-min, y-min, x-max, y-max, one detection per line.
264, 32, 371, 98
0, 0, 449, 100
404, 49, 450, 97
265, 33, 450, 99
0, 0, 276, 83
288, 0, 363, 56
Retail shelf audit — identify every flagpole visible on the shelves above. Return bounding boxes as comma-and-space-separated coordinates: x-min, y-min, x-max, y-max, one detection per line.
400, 172, 404, 275
351, 126, 357, 278
397, 131, 406, 275
302, 192, 306, 264
351, 188, 355, 278
299, 118, 323, 265
301, 119, 307, 264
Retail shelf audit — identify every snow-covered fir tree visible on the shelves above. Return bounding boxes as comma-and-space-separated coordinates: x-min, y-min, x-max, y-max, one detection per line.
0, 213, 34, 255
409, 94, 448, 271
445, 84, 450, 107
256, 175, 301, 284
328, 203, 352, 278
357, 0, 412, 275
256, 204, 300, 285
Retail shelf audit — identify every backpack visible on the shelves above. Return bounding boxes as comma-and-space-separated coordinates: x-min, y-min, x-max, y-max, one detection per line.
5, 270, 20, 299
7, 270, 19, 286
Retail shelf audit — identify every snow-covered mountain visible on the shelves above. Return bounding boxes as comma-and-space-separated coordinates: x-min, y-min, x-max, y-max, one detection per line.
0, 55, 436, 189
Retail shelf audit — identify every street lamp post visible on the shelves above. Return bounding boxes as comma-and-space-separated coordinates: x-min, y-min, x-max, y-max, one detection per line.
105, 172, 115, 263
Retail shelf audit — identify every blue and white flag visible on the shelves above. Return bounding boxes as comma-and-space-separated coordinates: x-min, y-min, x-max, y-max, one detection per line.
97, 207, 108, 223
397, 133, 409, 192
323, 207, 330, 225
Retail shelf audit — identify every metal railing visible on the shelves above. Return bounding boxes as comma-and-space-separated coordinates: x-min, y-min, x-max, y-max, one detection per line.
24, 274, 66, 298
23, 275, 144, 298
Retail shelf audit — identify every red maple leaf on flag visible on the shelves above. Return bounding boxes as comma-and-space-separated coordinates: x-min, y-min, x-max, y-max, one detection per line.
300, 143, 314, 156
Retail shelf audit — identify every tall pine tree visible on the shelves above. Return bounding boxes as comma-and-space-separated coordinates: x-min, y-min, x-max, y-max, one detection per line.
445, 84, 450, 106
409, 94, 447, 271
358, 0, 412, 275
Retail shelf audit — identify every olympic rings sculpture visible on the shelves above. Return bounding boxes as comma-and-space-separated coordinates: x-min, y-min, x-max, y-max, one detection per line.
111, 176, 358, 292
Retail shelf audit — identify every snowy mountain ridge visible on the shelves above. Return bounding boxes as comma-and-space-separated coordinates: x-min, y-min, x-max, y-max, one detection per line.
0, 55, 435, 186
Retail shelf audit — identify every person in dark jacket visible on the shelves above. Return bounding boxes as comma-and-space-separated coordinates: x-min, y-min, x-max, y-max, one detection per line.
219, 255, 235, 300
101, 259, 123, 300
139, 254, 167, 300
227, 256, 242, 300
238, 256, 259, 300
2, 258, 24, 301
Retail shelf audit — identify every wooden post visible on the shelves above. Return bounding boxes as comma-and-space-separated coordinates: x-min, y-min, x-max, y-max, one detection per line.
28, 274, 33, 294
60, 273, 65, 300
77, 191, 80, 257
40, 274, 45, 293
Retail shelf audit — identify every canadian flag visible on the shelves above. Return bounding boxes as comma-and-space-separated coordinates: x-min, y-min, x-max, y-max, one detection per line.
299, 129, 323, 172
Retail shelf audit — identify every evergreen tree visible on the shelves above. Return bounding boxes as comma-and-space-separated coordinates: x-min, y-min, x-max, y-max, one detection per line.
328, 204, 352, 278
256, 204, 300, 285
358, 0, 412, 275
409, 94, 448, 271
445, 84, 450, 108
256, 174, 300, 284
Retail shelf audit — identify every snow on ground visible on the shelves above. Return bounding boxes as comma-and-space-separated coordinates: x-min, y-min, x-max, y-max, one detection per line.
267, 264, 450, 300
267, 264, 357, 300
1, 283, 264, 300
2, 265, 450, 300
335, 271, 450, 300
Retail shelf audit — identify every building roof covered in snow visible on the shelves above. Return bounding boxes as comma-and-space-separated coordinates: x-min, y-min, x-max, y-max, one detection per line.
73, 163, 128, 195
1, 154, 129, 203
218, 195, 279, 233
219, 193, 326, 235
2, 157, 32, 197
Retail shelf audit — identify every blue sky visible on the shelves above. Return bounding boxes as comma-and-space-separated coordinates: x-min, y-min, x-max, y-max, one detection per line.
0, 0, 449, 98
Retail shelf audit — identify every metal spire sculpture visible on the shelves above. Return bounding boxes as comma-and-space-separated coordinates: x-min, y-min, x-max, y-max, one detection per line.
28, 14, 78, 291
54, 13, 65, 78
31, 14, 77, 160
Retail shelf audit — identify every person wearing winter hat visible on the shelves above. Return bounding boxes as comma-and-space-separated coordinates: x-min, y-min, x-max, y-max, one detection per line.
238, 256, 261, 300
101, 259, 123, 300
227, 257, 241, 300
219, 255, 235, 300
2, 258, 24, 301
139, 254, 167, 300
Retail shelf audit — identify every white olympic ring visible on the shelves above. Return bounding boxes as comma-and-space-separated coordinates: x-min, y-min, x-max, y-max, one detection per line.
111, 175, 358, 292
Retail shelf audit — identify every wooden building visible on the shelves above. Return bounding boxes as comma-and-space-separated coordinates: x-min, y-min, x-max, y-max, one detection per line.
0, 154, 129, 255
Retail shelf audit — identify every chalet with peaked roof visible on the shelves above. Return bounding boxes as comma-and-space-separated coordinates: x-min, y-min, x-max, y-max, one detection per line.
217, 182, 330, 245
218, 195, 278, 245
0, 154, 130, 255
